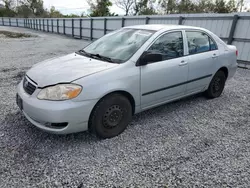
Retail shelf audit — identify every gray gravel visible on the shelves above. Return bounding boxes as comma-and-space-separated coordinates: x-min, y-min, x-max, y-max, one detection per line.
0, 26, 250, 188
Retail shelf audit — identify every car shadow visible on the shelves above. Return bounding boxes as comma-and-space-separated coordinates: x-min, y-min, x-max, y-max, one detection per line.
1, 92, 217, 161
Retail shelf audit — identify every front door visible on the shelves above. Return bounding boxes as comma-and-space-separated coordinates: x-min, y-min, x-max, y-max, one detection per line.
140, 31, 189, 109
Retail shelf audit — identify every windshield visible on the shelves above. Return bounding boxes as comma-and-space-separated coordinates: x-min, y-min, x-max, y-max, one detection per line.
82, 28, 155, 63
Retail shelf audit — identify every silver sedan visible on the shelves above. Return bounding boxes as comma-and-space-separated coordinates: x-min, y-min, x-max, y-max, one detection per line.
16, 24, 238, 138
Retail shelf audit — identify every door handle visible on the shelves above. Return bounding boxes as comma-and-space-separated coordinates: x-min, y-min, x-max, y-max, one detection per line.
179, 60, 188, 66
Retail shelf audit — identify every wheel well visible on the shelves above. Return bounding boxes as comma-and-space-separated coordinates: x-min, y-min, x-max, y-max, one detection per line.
218, 67, 228, 79
88, 91, 136, 130
114, 91, 136, 115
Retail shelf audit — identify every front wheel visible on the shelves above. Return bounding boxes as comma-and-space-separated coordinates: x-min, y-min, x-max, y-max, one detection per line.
205, 70, 226, 99
89, 93, 132, 139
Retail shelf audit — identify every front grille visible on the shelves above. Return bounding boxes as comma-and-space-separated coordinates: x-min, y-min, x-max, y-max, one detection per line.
23, 77, 36, 95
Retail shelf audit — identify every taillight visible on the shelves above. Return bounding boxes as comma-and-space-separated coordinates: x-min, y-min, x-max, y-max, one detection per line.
236, 50, 238, 56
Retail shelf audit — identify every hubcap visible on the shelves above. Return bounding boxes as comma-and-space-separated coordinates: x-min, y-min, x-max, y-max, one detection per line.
103, 105, 123, 129
212, 77, 222, 92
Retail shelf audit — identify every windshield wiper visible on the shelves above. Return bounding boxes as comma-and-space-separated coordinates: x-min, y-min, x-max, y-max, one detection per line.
76, 49, 91, 57
90, 53, 116, 63
76, 50, 119, 64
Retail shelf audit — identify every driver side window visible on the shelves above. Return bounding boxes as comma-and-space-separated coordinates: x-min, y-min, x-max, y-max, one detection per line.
147, 31, 184, 62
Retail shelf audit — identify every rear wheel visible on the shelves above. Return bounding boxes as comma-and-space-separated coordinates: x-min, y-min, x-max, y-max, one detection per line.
89, 93, 132, 139
205, 70, 226, 99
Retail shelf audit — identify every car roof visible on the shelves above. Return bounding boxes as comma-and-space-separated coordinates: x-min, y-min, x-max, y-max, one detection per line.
124, 24, 204, 31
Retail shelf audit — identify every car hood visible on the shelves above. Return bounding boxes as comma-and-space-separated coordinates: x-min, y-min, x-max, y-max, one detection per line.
26, 53, 118, 87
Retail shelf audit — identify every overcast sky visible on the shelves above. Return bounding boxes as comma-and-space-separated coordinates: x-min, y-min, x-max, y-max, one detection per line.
43, 0, 250, 16
43, 0, 125, 15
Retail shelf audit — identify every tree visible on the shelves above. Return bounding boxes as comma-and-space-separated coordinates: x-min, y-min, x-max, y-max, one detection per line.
227, 0, 237, 12
16, 4, 33, 17
134, 0, 156, 15
195, 0, 215, 13
88, 0, 115, 17
159, 0, 176, 14
115, 0, 134, 16
0, 0, 16, 16
49, 6, 63, 18
20, 0, 46, 17
213, 0, 236, 13
236, 0, 244, 12
177, 0, 196, 13
64, 14, 81, 18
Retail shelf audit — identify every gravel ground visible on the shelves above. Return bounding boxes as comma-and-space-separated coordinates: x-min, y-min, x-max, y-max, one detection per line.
0, 26, 250, 188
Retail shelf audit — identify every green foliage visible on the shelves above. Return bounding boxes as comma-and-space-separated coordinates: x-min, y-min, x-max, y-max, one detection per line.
49, 6, 63, 18
0, 0, 243, 18
159, 0, 239, 14
16, 5, 33, 18
134, 0, 157, 15
88, 0, 117, 17
63, 14, 81, 18
0, 0, 16, 17
159, 0, 176, 14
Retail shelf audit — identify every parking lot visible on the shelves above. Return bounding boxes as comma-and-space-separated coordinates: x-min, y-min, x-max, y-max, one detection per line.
0, 26, 250, 187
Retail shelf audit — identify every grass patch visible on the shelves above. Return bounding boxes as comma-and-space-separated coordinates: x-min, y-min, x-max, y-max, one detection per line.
0, 30, 34, 38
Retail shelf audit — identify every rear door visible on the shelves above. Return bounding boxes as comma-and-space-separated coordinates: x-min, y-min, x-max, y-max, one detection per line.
184, 30, 219, 94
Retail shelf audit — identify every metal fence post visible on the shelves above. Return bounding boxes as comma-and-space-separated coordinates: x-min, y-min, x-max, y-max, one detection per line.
2, 17, 4, 26
51, 19, 54, 33
63, 19, 65, 35
228, 14, 239, 45
16, 18, 18, 27
39, 19, 40, 30
145, 17, 149, 24
104, 18, 107, 35
47, 19, 49, 32
72, 19, 74, 37
43, 19, 45, 31
57, 19, 59, 33
9, 18, 11, 26
80, 18, 82, 38
52, 19, 54, 33
178, 16, 183, 25
121, 17, 125, 27
90, 18, 93, 40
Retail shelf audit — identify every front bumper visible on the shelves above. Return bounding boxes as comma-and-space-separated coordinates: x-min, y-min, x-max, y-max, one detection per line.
17, 80, 98, 134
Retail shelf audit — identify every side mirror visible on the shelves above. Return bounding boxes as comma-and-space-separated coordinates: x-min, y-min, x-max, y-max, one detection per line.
136, 52, 163, 66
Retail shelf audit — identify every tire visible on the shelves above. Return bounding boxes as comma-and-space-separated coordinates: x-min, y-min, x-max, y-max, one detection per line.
89, 93, 132, 139
205, 70, 226, 99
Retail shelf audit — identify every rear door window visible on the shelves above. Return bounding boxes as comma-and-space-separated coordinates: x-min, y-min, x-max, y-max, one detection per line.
186, 31, 217, 55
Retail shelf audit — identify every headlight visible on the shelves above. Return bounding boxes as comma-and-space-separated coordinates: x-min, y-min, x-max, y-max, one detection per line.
37, 84, 82, 101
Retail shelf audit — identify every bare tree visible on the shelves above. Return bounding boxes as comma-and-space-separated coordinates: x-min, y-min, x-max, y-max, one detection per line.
2, 0, 14, 9
115, 0, 134, 15
236, 0, 244, 12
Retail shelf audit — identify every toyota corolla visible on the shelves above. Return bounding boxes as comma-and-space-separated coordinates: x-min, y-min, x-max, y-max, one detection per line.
16, 24, 238, 138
